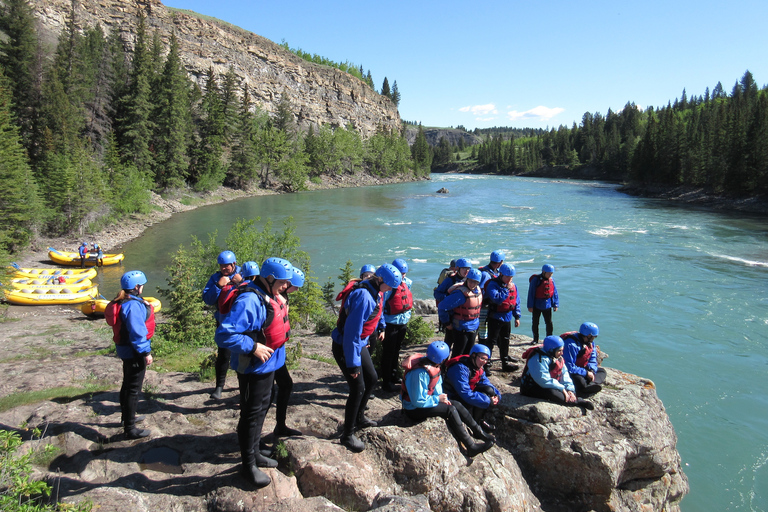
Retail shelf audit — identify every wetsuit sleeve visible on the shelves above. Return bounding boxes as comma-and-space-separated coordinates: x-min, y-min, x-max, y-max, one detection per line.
530, 355, 565, 391
341, 289, 375, 371
202, 273, 222, 305
437, 290, 465, 325
122, 300, 151, 356
405, 369, 441, 409
214, 293, 266, 356
563, 339, 587, 377
446, 363, 491, 409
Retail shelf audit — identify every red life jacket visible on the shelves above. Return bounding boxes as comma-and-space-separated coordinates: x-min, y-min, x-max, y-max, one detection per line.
560, 331, 594, 368
448, 284, 482, 322
485, 277, 517, 313
217, 280, 251, 314
105, 298, 156, 346
530, 274, 554, 299
521, 345, 565, 380
385, 280, 413, 315
400, 353, 441, 403
240, 285, 290, 350
445, 355, 483, 390
337, 281, 383, 339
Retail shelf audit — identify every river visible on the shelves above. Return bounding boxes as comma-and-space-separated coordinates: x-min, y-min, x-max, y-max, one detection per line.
101, 174, 767, 511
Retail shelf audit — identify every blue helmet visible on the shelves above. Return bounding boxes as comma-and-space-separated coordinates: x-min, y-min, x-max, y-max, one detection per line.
375, 263, 402, 288
490, 250, 505, 263
261, 257, 293, 280
360, 264, 376, 278
499, 263, 516, 277
120, 270, 147, 290
392, 258, 408, 275
543, 335, 564, 355
217, 250, 237, 265
470, 344, 491, 358
290, 267, 305, 288
466, 268, 482, 282
81, 241, 87, 246
455, 258, 471, 269
579, 322, 599, 337
427, 340, 450, 365
542, 264, 555, 273
241, 261, 260, 279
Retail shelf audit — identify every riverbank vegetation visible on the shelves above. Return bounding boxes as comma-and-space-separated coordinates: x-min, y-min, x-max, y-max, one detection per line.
437, 71, 768, 197
0, 1, 421, 263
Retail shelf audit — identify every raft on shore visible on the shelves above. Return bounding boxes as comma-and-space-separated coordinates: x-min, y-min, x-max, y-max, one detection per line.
8, 277, 93, 290
9, 265, 98, 281
47, 248, 124, 267
3, 286, 99, 305
81, 296, 162, 316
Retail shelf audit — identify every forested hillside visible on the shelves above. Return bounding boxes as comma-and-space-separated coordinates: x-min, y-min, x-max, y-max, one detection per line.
0, 0, 423, 259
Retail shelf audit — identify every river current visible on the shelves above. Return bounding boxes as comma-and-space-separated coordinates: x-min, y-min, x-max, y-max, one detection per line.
103, 174, 767, 511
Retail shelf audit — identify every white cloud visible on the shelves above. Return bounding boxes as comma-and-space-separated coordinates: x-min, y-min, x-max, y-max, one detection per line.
459, 104, 498, 116
507, 106, 565, 122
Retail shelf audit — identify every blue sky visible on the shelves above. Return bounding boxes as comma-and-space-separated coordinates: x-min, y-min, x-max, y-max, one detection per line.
164, 0, 768, 131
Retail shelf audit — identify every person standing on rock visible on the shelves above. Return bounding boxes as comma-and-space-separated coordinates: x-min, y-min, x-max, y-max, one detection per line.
332, 263, 402, 452
520, 335, 594, 410
401, 341, 494, 457
476, 250, 505, 352
203, 250, 242, 400
483, 263, 522, 372
380, 259, 414, 393
443, 344, 501, 431
214, 257, 293, 488
106, 271, 156, 440
561, 322, 606, 397
438, 268, 483, 358
527, 264, 559, 345
433, 257, 471, 307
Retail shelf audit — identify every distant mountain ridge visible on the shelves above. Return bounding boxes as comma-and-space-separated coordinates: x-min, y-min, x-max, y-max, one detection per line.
30, 0, 401, 138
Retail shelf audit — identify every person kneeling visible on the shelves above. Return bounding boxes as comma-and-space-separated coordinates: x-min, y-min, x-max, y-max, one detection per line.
520, 336, 594, 410
444, 344, 501, 432
401, 341, 494, 457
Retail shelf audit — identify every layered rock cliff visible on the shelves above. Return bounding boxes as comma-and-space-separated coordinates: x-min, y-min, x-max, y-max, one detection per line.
29, 0, 401, 138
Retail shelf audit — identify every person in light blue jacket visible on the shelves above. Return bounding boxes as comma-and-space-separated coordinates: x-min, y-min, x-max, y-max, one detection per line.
214, 257, 293, 489
401, 341, 494, 457
110, 271, 155, 440
203, 250, 242, 400
332, 264, 401, 453
380, 259, 414, 392
520, 335, 594, 410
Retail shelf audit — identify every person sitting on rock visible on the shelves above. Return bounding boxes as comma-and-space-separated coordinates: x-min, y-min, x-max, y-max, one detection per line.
561, 322, 606, 397
520, 335, 594, 410
401, 341, 494, 457
443, 344, 501, 432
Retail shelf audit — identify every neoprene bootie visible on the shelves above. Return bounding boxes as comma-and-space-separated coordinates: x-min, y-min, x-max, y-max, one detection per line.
210, 386, 223, 400
241, 463, 271, 488
341, 433, 365, 452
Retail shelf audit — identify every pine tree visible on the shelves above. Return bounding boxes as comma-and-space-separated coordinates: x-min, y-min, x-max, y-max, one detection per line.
220, 66, 240, 143
191, 67, 225, 191
390, 80, 400, 107
0, 69, 40, 250
381, 77, 391, 99
411, 124, 431, 175
227, 84, 259, 187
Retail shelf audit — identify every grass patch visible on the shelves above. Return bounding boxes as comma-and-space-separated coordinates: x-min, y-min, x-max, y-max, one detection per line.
304, 353, 335, 365
0, 384, 112, 413
29, 443, 64, 469
74, 346, 115, 358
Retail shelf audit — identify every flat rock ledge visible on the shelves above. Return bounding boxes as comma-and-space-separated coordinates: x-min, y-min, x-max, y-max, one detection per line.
0, 325, 687, 512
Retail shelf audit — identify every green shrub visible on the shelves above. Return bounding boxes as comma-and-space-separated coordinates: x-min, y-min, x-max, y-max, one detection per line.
313, 309, 336, 335
404, 315, 435, 347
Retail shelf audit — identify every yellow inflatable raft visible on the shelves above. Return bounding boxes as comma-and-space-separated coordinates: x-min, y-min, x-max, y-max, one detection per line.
9, 277, 93, 290
81, 296, 162, 316
47, 248, 125, 267
3, 286, 100, 305
9, 266, 98, 281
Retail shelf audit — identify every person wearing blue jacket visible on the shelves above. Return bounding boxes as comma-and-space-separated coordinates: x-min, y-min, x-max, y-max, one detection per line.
110, 271, 155, 440
562, 322, 606, 397
444, 344, 501, 429
433, 257, 471, 306
401, 341, 494, 457
520, 335, 594, 410
215, 257, 293, 488
78, 242, 88, 268
332, 263, 401, 452
527, 264, 559, 345
438, 268, 483, 358
203, 250, 242, 400
380, 259, 414, 393
483, 263, 522, 372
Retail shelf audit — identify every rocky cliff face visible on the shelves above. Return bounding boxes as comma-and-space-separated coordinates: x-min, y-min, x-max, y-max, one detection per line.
404, 125, 483, 146
29, 0, 401, 138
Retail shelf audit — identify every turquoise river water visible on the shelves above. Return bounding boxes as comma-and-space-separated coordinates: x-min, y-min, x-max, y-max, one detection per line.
93, 174, 767, 511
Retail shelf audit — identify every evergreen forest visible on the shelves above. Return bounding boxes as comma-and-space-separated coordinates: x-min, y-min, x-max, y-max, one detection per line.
0, 1, 423, 260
